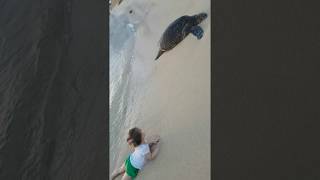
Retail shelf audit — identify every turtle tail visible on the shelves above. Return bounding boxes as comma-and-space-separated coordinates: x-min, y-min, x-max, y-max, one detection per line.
155, 49, 165, 60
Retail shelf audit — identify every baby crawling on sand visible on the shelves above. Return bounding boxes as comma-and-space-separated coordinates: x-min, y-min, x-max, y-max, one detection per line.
111, 127, 160, 180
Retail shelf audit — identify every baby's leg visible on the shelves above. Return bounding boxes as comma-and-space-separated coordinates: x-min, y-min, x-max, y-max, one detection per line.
111, 163, 125, 180
121, 173, 132, 180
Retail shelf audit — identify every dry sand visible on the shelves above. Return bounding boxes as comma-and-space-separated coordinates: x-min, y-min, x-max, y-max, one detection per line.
110, 0, 122, 9
111, 0, 210, 179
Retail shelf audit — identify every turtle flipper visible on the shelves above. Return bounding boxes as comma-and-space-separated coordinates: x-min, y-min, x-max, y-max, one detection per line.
155, 49, 165, 60
190, 26, 204, 39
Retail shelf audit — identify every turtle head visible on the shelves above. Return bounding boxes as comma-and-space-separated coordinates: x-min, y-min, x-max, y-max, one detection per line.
195, 13, 208, 24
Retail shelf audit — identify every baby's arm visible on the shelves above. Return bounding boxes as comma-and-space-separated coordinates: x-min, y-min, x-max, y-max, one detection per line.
146, 138, 160, 160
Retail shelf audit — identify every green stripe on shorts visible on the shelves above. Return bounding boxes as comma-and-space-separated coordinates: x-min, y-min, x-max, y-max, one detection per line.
125, 156, 139, 179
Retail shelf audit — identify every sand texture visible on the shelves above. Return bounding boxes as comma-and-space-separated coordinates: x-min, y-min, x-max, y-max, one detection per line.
111, 0, 210, 179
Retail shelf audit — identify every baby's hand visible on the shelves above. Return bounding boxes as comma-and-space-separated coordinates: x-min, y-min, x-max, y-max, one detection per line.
148, 134, 160, 144
154, 135, 160, 143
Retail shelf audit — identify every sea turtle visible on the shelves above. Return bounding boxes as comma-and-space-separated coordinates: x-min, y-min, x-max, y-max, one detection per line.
155, 12, 208, 60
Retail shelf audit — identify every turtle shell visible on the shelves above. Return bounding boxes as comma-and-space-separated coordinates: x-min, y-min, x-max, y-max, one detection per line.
159, 16, 193, 51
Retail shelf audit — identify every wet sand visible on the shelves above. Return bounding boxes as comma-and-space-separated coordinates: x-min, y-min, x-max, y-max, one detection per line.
111, 0, 210, 179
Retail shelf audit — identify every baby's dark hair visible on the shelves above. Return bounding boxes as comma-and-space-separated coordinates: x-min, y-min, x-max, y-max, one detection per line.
126, 127, 142, 147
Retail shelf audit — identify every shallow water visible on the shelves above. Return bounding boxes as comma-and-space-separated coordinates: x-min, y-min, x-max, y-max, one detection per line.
109, 10, 154, 172
109, 12, 133, 171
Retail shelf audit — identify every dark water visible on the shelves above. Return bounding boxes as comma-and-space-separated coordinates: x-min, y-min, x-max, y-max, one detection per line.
0, 1, 108, 179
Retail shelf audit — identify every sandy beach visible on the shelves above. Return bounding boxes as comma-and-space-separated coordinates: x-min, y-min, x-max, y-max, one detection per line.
110, 0, 122, 9
110, 0, 210, 179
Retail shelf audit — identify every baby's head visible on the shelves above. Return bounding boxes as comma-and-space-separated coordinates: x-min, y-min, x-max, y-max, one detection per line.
127, 127, 145, 147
